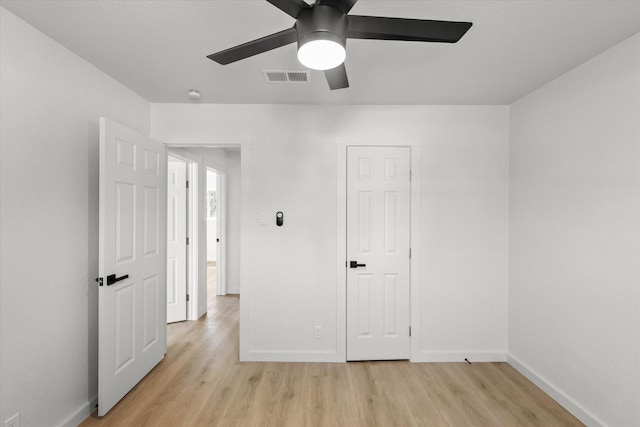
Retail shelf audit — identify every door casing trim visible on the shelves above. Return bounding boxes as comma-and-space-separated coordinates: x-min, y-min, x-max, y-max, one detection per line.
336, 138, 423, 363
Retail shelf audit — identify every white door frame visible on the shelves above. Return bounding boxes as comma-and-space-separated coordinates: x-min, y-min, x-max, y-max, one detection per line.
164, 141, 250, 359
217, 171, 226, 295
165, 144, 245, 304
186, 160, 199, 319
336, 138, 422, 363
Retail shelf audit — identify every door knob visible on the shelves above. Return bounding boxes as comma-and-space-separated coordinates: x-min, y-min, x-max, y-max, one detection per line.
349, 261, 366, 269
106, 274, 129, 286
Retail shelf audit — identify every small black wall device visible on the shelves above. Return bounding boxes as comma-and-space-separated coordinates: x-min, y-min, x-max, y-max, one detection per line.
276, 211, 283, 226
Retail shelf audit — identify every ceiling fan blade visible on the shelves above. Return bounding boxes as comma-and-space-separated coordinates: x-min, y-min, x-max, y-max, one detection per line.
347, 15, 472, 43
317, 0, 359, 14
207, 27, 297, 65
324, 63, 349, 90
267, 0, 310, 18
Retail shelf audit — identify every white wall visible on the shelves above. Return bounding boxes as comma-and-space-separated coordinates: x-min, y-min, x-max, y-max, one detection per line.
151, 103, 509, 362
185, 147, 229, 173
509, 32, 640, 427
225, 150, 241, 294
0, 8, 150, 427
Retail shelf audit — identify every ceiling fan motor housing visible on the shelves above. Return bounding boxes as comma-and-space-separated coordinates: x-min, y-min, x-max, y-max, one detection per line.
296, 5, 348, 50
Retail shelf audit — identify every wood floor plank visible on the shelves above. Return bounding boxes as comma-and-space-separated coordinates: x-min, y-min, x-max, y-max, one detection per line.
81, 270, 584, 427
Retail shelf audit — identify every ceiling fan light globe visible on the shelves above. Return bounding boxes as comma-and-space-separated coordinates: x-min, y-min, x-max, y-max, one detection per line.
297, 39, 346, 71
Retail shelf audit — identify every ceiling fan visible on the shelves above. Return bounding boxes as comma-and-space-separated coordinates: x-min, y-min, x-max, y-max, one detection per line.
207, 0, 473, 90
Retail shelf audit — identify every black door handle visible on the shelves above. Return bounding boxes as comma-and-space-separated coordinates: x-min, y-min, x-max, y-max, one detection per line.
349, 261, 366, 269
106, 274, 129, 286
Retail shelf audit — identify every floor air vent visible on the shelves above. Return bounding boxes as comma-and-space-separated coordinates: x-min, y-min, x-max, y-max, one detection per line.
263, 70, 310, 83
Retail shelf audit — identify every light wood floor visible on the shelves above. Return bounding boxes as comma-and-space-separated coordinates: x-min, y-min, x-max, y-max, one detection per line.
207, 261, 217, 311
81, 268, 583, 427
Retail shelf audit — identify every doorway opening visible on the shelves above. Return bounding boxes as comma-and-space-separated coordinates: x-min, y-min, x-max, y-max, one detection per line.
165, 146, 242, 324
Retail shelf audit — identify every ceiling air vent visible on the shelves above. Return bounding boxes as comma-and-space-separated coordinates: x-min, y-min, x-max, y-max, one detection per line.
263, 70, 310, 84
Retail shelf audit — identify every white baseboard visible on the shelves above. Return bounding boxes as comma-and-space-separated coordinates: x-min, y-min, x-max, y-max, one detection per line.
417, 350, 507, 363
246, 350, 507, 364
57, 396, 97, 427
507, 354, 604, 427
245, 350, 340, 363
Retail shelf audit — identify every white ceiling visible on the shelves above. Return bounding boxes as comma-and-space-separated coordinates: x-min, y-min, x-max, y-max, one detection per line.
2, 0, 639, 105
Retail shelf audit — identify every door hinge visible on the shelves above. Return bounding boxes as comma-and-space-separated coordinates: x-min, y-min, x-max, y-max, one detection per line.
186, 237, 190, 245
186, 180, 189, 189
409, 326, 412, 337
186, 294, 190, 302
409, 248, 412, 259
95, 277, 104, 286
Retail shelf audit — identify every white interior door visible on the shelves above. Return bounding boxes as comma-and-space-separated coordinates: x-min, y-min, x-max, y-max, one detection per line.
167, 158, 187, 323
98, 117, 167, 416
346, 146, 411, 361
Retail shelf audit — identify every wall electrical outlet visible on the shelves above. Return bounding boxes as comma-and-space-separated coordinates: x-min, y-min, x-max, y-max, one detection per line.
4, 413, 20, 427
314, 325, 322, 339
